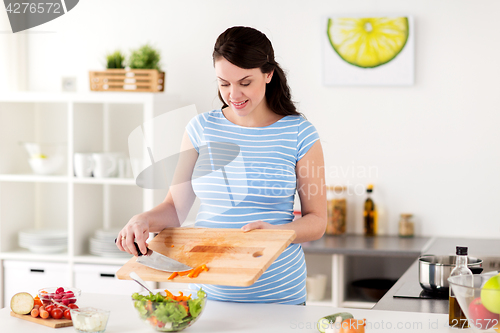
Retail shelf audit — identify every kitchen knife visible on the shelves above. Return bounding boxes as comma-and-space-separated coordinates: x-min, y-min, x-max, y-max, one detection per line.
115, 239, 192, 272
134, 242, 193, 273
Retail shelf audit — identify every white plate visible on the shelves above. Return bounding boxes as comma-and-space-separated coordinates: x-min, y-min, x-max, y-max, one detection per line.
25, 245, 67, 254
90, 248, 131, 258
19, 229, 67, 238
19, 237, 67, 242
18, 242, 68, 249
89, 238, 120, 249
95, 228, 122, 239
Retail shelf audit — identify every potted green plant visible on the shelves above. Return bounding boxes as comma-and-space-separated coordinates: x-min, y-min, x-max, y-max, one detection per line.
128, 44, 162, 71
105, 50, 126, 69
89, 44, 165, 93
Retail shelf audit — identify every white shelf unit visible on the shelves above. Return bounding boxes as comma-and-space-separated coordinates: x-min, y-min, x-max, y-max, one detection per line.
0, 92, 186, 307
304, 252, 416, 309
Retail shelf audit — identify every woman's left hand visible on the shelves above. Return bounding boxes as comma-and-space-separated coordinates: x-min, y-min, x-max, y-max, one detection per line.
241, 220, 277, 232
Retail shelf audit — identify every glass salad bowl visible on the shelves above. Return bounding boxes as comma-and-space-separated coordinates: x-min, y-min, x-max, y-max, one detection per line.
131, 288, 207, 332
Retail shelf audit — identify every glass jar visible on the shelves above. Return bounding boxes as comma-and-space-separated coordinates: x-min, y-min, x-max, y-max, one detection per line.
398, 213, 414, 238
326, 186, 347, 235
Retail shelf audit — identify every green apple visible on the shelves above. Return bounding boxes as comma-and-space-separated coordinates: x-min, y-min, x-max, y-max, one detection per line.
481, 275, 500, 314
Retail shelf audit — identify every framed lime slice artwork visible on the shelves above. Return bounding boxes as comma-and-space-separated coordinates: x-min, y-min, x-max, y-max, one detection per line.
327, 17, 409, 69
323, 16, 414, 86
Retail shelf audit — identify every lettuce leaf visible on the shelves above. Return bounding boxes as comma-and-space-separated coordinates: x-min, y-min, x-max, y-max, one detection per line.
188, 289, 206, 318
154, 302, 187, 323
132, 288, 206, 327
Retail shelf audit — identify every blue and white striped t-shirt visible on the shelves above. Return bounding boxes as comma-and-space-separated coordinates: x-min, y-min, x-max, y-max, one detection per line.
186, 109, 319, 304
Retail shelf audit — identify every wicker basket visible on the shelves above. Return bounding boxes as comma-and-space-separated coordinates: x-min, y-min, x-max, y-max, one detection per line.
89, 69, 165, 92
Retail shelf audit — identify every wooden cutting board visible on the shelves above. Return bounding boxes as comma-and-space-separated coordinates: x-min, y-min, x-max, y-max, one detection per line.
116, 227, 296, 286
10, 312, 72, 328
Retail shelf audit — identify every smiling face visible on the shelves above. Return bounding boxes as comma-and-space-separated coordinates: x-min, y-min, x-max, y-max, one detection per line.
215, 57, 273, 121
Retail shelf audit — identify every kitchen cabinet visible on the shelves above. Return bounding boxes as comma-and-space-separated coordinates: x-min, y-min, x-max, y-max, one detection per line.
3, 260, 70, 306
73, 263, 152, 295
302, 234, 432, 309
0, 92, 185, 307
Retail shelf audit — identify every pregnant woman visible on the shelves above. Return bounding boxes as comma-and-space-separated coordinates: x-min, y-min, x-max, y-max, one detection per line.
117, 26, 327, 305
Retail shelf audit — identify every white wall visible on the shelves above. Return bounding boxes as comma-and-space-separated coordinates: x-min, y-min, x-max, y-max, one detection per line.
16, 0, 500, 238
0, 11, 27, 90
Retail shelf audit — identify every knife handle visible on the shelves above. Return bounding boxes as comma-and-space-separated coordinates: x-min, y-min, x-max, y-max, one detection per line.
114, 238, 147, 256
134, 242, 146, 257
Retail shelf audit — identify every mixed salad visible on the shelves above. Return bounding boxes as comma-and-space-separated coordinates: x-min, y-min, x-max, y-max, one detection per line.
132, 288, 206, 331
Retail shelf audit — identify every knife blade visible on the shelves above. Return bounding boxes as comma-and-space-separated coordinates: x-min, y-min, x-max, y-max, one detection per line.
116, 238, 192, 272
134, 242, 192, 273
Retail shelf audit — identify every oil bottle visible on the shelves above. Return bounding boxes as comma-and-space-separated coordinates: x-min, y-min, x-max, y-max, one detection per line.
448, 246, 472, 328
363, 184, 377, 236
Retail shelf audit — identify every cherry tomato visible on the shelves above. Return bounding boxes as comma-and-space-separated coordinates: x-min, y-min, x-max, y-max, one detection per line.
63, 309, 71, 320
55, 287, 65, 294
51, 308, 63, 320
68, 303, 79, 309
45, 304, 55, 313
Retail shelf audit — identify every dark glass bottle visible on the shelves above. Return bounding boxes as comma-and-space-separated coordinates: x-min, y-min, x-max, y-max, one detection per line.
363, 184, 377, 236
448, 246, 472, 328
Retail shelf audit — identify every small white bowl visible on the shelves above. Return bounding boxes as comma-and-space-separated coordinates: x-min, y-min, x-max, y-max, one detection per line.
21, 142, 65, 175
28, 156, 65, 175
70, 307, 110, 333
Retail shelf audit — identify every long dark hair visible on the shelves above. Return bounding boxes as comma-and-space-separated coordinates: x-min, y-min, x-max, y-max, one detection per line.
213, 26, 300, 117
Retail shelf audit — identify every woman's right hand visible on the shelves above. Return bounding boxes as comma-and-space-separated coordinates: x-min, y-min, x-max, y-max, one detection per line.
116, 213, 150, 256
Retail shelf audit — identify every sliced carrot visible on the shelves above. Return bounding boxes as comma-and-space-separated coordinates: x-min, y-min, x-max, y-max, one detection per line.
171, 291, 183, 301
171, 245, 174, 247
164, 289, 175, 299
178, 269, 192, 276
169, 263, 208, 279
189, 265, 204, 278
164, 289, 192, 302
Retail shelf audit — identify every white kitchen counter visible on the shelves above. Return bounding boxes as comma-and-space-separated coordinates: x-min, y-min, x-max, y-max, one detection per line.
1, 292, 459, 332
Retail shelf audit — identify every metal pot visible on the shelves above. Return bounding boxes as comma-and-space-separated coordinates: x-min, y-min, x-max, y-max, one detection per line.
418, 255, 483, 293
